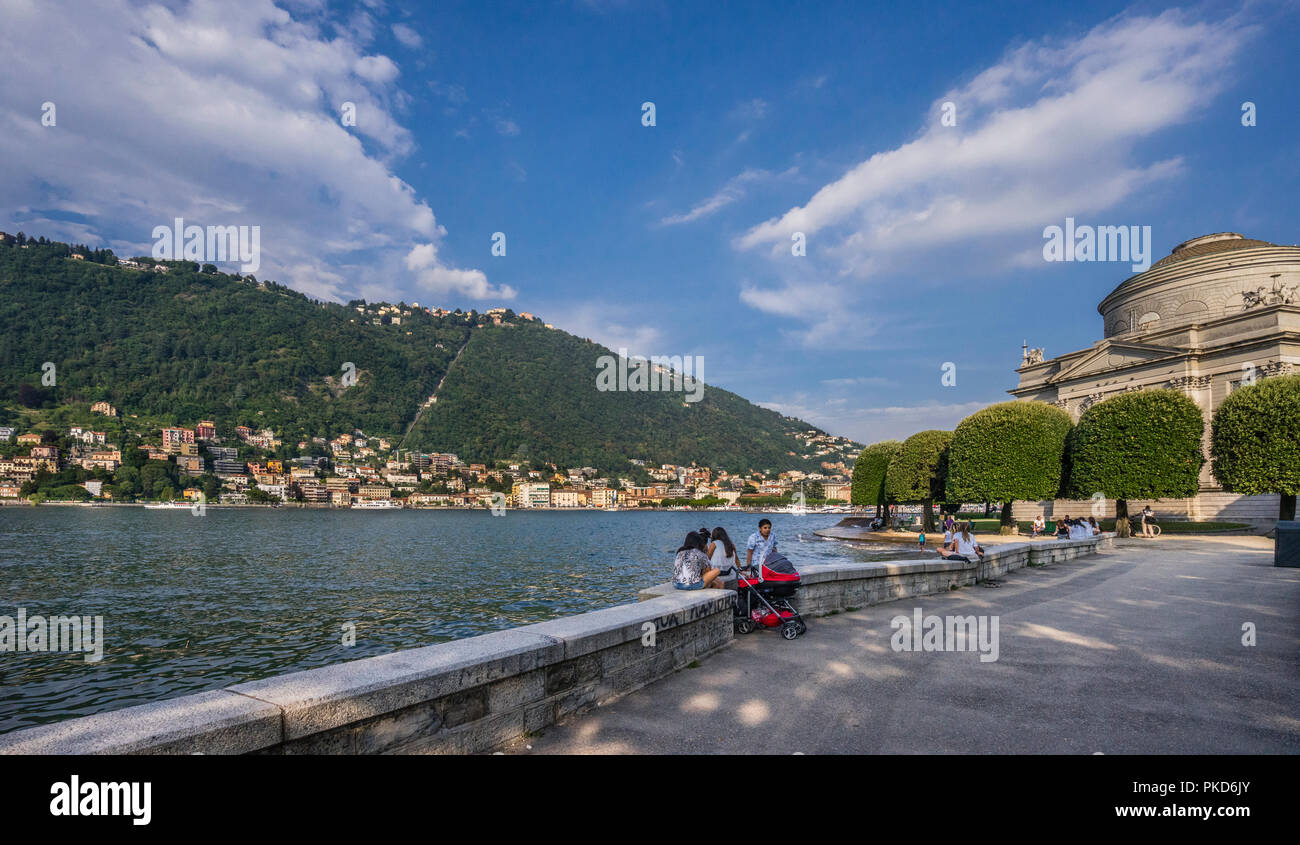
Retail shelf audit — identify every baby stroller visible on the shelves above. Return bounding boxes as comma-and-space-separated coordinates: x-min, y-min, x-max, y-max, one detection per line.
729, 552, 806, 640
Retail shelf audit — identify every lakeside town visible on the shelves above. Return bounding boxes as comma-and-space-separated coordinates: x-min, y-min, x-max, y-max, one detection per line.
0, 400, 856, 510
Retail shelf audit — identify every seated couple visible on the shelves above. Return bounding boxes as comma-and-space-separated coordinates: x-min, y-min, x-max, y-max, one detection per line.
1055, 516, 1100, 539
936, 521, 984, 562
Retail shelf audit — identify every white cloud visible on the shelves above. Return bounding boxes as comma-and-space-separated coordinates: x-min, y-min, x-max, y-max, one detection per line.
660, 167, 797, 226
353, 54, 399, 84
548, 303, 664, 358
405, 243, 516, 300
392, 23, 422, 48
736, 10, 1251, 272
496, 118, 521, 136
738, 279, 843, 319
0, 0, 497, 305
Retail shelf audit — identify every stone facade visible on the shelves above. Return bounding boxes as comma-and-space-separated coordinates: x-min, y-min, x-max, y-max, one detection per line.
1010, 233, 1299, 525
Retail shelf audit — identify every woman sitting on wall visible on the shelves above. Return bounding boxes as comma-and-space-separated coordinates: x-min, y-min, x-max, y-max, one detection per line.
938, 522, 984, 563
706, 527, 740, 590
673, 532, 725, 590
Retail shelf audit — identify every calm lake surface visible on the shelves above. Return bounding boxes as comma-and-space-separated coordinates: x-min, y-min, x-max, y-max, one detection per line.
0, 507, 911, 733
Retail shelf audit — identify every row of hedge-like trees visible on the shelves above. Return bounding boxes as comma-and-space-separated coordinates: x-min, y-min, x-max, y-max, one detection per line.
850, 374, 1300, 535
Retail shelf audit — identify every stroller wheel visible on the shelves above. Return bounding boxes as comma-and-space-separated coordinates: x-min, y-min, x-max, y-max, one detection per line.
796, 621, 807, 635
735, 618, 755, 635
781, 623, 799, 640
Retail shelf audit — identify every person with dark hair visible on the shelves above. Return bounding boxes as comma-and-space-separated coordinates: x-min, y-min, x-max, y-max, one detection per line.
674, 531, 724, 590
745, 518, 777, 574
707, 527, 739, 589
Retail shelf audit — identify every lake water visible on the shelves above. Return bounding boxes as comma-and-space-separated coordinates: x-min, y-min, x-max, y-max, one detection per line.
0, 507, 911, 733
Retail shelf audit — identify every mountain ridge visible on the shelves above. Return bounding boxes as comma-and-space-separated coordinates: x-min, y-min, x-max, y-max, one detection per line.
0, 235, 861, 473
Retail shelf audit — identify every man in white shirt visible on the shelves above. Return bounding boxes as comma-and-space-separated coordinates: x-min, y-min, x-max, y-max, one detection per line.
746, 518, 777, 572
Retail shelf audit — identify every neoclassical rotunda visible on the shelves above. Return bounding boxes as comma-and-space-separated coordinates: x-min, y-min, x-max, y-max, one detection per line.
1010, 232, 1299, 524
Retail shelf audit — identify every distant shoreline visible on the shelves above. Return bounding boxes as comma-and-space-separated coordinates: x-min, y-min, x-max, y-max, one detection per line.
0, 500, 866, 515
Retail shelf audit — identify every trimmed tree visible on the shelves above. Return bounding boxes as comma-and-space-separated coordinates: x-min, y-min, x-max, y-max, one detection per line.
1068, 390, 1204, 538
947, 401, 1072, 533
851, 440, 903, 518
1211, 373, 1300, 522
885, 430, 953, 533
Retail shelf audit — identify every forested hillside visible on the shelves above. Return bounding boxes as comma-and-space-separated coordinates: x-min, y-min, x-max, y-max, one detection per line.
0, 236, 857, 472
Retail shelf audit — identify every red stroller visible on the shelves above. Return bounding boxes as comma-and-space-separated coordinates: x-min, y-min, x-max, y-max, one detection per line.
730, 552, 806, 640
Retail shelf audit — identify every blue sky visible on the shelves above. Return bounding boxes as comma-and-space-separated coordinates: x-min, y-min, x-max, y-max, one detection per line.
2, 0, 1298, 443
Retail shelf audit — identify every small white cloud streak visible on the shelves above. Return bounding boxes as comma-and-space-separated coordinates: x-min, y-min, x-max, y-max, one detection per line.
660, 167, 797, 226
392, 23, 422, 48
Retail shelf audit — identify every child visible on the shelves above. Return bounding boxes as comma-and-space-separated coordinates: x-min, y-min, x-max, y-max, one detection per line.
918, 532, 926, 551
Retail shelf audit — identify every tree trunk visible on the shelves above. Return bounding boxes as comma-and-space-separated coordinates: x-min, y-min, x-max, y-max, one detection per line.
922, 498, 936, 533
1281, 494, 1297, 522
1115, 499, 1131, 537
984, 501, 992, 516
999, 501, 1017, 534
876, 502, 883, 519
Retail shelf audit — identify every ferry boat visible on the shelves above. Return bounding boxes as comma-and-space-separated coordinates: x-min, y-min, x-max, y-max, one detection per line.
143, 501, 191, 510
352, 499, 402, 509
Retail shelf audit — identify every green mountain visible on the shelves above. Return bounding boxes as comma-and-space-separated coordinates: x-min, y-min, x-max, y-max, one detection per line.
0, 235, 859, 473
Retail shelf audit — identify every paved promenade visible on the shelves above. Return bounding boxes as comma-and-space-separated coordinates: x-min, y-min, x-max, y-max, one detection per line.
508, 536, 1299, 754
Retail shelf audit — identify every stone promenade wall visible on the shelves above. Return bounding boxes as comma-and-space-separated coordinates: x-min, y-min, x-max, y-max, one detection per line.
0, 536, 1110, 755
730, 534, 1112, 617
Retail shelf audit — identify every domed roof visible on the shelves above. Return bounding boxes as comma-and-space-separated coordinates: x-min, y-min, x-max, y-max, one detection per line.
1149, 232, 1276, 270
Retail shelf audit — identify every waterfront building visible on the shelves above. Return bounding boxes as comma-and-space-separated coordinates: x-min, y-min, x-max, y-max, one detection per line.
1010, 233, 1299, 525
512, 482, 551, 508
212, 458, 246, 475
823, 482, 851, 501
551, 489, 586, 508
